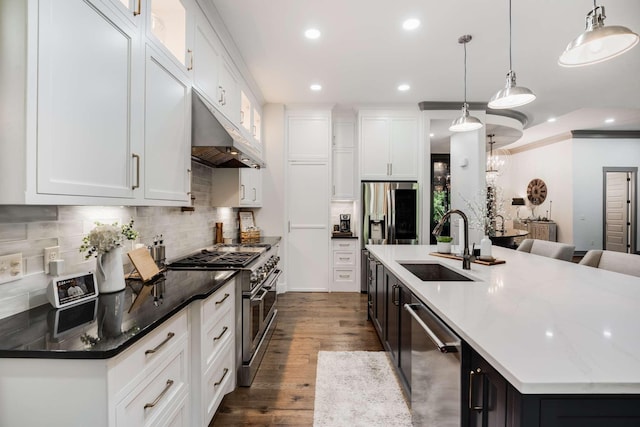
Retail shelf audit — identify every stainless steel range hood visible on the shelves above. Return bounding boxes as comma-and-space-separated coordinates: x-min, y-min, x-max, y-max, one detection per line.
191, 89, 265, 168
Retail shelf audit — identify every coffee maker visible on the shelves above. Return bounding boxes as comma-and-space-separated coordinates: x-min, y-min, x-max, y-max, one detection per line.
339, 214, 351, 233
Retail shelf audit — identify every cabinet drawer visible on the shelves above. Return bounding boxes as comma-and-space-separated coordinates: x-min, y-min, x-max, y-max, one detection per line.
334, 268, 356, 282
332, 239, 357, 250
202, 280, 235, 324
161, 392, 189, 427
111, 310, 188, 394
116, 342, 189, 427
202, 307, 234, 368
333, 251, 356, 266
204, 345, 235, 422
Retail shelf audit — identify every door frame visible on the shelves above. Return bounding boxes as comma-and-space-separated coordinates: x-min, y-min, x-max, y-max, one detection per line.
602, 167, 637, 253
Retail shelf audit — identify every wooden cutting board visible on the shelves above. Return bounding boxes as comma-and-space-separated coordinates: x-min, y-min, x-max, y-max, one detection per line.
127, 247, 160, 282
429, 252, 506, 266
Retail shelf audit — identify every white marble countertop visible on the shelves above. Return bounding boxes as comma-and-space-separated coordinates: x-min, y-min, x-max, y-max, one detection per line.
367, 244, 640, 394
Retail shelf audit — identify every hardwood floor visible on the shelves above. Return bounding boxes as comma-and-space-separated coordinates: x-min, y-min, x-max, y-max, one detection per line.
210, 292, 383, 426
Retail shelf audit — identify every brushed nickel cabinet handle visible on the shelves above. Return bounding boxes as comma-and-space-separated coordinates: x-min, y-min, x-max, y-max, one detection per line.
132, 153, 140, 190
133, 0, 141, 16
218, 86, 224, 104
240, 110, 245, 124
339, 257, 350, 261
145, 332, 175, 356
240, 184, 246, 200
213, 326, 228, 341
339, 274, 350, 278
214, 368, 229, 387
253, 188, 257, 201
215, 293, 230, 305
144, 379, 174, 409
187, 49, 193, 71
187, 168, 192, 195
389, 163, 393, 176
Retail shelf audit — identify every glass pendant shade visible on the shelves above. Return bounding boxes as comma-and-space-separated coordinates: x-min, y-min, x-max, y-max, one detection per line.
449, 103, 483, 132
559, 8, 639, 67
488, 71, 536, 109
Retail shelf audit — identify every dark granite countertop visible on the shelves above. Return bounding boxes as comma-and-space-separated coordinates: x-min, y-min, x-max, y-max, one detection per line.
0, 269, 238, 359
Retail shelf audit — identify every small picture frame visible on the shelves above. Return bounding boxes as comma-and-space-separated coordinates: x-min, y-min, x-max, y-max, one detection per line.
238, 211, 255, 232
47, 272, 99, 308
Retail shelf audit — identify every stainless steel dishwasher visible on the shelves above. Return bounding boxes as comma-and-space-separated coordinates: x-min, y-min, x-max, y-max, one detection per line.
405, 295, 461, 426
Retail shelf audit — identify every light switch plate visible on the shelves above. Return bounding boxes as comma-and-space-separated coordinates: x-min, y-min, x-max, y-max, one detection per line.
0, 253, 23, 284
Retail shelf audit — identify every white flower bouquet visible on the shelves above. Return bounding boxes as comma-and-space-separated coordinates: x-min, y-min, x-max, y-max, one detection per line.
80, 219, 139, 259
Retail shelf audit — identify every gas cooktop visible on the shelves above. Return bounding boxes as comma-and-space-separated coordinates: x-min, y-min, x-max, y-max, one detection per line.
169, 249, 260, 269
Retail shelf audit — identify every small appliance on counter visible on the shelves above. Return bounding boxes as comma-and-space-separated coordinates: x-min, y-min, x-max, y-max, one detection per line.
332, 214, 353, 237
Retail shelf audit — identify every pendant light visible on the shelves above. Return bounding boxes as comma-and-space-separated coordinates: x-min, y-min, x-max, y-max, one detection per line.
559, 1, 639, 67
449, 35, 483, 132
488, 0, 536, 109
486, 134, 499, 185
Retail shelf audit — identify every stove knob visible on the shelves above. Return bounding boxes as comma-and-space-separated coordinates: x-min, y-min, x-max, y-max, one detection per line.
250, 271, 259, 284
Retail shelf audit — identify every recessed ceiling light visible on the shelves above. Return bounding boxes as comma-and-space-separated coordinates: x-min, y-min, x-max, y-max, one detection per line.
304, 28, 321, 39
397, 84, 410, 91
547, 117, 557, 123
310, 84, 322, 91
402, 18, 421, 31
429, 133, 435, 137
605, 118, 615, 123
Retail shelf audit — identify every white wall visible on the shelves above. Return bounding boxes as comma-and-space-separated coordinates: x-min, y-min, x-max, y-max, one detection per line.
498, 138, 573, 244
573, 137, 640, 252
253, 103, 287, 290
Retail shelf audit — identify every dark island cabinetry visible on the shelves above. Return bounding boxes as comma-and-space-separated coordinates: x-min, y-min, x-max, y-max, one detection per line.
463, 343, 640, 427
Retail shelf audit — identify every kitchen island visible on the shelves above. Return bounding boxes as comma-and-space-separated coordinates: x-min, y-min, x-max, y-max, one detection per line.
367, 244, 640, 425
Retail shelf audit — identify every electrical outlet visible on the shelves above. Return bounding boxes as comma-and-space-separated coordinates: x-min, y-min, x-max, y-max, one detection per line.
44, 246, 60, 274
0, 253, 23, 284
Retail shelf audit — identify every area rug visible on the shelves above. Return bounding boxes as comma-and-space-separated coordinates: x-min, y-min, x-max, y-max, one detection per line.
313, 351, 412, 427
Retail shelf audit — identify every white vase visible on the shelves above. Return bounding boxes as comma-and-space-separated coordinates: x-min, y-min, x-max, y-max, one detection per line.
480, 235, 493, 258
436, 241, 452, 254
96, 246, 126, 294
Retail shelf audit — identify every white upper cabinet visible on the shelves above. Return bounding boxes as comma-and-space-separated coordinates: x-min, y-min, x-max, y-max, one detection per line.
34, 0, 141, 200
239, 89, 263, 155
287, 111, 331, 161
192, 8, 240, 125
144, 45, 191, 202
359, 112, 419, 180
145, 0, 195, 78
210, 168, 262, 208
0, 0, 259, 205
332, 120, 356, 200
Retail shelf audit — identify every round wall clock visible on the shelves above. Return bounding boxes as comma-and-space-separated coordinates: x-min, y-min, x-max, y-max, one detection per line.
526, 178, 547, 205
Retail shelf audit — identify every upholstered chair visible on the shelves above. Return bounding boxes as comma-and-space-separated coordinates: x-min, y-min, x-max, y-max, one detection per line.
578, 250, 640, 277
516, 239, 575, 262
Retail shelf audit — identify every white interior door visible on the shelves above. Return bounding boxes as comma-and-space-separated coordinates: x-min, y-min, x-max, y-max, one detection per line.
287, 162, 329, 291
605, 171, 631, 253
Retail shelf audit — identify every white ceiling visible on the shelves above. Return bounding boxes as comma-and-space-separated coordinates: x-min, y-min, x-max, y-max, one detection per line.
210, 0, 640, 147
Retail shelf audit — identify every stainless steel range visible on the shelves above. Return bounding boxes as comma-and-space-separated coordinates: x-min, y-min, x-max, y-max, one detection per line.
169, 240, 281, 386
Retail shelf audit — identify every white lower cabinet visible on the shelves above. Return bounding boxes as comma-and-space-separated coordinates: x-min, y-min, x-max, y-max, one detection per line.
331, 239, 358, 292
0, 278, 241, 427
190, 278, 236, 426
110, 310, 190, 427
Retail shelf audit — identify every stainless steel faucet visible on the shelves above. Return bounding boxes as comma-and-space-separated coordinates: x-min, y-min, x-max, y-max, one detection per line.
495, 214, 505, 233
433, 209, 471, 270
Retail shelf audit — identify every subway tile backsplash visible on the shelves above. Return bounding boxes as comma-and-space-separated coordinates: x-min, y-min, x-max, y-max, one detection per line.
0, 162, 242, 319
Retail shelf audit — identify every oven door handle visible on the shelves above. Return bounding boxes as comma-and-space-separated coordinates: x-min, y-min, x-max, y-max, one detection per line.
255, 288, 269, 302
262, 269, 282, 290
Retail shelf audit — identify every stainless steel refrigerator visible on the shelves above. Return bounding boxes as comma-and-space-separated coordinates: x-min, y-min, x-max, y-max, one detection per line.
361, 181, 419, 291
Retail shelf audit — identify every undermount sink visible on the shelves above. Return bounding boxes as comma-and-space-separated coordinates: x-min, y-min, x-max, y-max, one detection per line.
400, 263, 474, 282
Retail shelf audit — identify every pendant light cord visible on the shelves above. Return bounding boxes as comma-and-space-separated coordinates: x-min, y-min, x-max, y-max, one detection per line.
508, 0, 512, 71
463, 41, 468, 103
